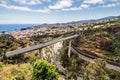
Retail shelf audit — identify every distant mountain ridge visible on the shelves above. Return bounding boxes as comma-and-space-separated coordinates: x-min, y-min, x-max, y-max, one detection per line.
94, 16, 120, 21
34, 16, 120, 28
77, 16, 119, 23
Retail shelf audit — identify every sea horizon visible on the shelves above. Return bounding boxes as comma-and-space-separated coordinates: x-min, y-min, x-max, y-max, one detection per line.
0, 24, 40, 33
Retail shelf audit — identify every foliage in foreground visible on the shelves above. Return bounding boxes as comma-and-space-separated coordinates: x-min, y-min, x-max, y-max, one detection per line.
82, 59, 120, 80
0, 63, 32, 80
61, 46, 120, 80
33, 59, 58, 80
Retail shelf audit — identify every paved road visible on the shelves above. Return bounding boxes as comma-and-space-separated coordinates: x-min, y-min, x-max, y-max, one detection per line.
6, 34, 79, 57
71, 47, 120, 72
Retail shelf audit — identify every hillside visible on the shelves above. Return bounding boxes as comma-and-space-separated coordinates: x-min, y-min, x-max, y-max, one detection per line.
73, 22, 120, 62
0, 17, 120, 80
33, 16, 120, 28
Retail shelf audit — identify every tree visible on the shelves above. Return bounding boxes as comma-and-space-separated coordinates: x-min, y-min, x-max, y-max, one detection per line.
33, 59, 58, 80
82, 59, 110, 80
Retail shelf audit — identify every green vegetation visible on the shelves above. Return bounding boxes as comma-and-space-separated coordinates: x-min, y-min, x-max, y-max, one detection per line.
82, 59, 120, 80
33, 59, 58, 80
61, 52, 88, 79
0, 34, 38, 64
61, 46, 120, 80
0, 60, 59, 80
0, 18, 120, 80
103, 26, 120, 61
73, 22, 120, 62
114, 32, 120, 50
0, 34, 19, 54
0, 62, 3, 71
0, 34, 25, 55
0, 63, 32, 80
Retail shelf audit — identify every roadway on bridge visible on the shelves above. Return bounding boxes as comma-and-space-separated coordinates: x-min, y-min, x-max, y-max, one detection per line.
6, 34, 79, 57
5, 33, 120, 72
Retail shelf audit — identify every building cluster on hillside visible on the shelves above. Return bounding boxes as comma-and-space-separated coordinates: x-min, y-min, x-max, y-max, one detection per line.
8, 27, 70, 39
7, 18, 117, 39
9, 27, 48, 39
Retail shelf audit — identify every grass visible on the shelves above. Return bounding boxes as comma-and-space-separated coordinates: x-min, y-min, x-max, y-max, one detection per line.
52, 36, 62, 40
0, 63, 33, 80
104, 51, 119, 57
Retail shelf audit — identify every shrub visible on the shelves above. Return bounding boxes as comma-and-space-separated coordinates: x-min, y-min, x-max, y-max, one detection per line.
11, 76, 25, 80
115, 32, 120, 41
0, 62, 3, 71
33, 59, 58, 80
11, 67, 19, 76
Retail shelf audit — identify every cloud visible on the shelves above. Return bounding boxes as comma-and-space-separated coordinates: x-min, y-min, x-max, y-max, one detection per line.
32, 8, 50, 13
81, 4, 89, 8
62, 6, 82, 11
110, 0, 119, 2
83, 0, 104, 4
0, 0, 119, 13
13, 0, 41, 5
62, 2, 90, 11
49, 0, 73, 9
101, 3, 120, 8
13, 0, 51, 5
0, 0, 7, 4
62, 4, 89, 11
0, 4, 50, 13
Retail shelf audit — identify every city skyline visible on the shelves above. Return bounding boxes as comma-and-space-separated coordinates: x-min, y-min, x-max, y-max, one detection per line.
0, 0, 120, 24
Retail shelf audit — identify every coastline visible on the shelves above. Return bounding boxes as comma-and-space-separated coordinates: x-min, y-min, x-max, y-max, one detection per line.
0, 24, 40, 33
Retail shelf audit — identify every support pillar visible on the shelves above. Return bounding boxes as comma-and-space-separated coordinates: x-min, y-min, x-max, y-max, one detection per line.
68, 40, 72, 58
38, 48, 43, 59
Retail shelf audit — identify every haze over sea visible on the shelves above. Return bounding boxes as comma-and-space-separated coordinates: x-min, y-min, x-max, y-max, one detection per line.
0, 24, 39, 33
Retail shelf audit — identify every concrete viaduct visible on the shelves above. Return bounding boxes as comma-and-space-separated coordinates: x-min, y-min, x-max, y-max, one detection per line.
5, 31, 120, 72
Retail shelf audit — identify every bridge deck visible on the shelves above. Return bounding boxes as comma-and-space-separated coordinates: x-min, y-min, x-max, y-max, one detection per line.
6, 34, 79, 57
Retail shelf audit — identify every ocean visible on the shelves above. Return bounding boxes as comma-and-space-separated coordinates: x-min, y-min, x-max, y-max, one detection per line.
0, 24, 39, 33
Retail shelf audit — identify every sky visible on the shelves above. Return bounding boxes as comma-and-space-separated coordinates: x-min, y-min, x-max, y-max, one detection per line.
0, 0, 120, 24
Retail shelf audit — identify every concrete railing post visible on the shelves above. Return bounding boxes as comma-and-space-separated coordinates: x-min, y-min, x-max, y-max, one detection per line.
68, 40, 72, 58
